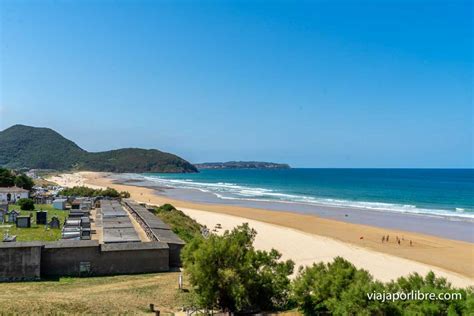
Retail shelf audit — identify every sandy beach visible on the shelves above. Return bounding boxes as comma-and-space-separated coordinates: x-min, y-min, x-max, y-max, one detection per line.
49, 172, 474, 287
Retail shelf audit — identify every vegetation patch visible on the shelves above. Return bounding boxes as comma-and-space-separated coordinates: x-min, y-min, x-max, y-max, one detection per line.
181, 224, 474, 315
0, 272, 191, 314
152, 204, 202, 243
0, 167, 34, 189
182, 224, 295, 312
59, 186, 130, 198
0, 124, 198, 173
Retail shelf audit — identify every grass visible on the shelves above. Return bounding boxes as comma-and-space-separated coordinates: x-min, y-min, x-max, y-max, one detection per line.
152, 204, 202, 243
0, 204, 69, 241
0, 272, 193, 314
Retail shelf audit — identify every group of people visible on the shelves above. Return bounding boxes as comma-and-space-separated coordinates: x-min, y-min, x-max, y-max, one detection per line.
381, 234, 413, 247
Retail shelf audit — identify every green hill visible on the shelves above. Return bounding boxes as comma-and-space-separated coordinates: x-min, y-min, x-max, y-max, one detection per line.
0, 125, 198, 173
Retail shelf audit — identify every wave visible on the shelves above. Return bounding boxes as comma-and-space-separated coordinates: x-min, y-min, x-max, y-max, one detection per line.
123, 173, 474, 220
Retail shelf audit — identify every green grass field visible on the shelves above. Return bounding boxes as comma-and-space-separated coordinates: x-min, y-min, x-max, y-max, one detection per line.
0, 272, 193, 314
0, 204, 69, 241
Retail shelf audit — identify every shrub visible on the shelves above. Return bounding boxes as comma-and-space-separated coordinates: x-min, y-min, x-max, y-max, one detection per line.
17, 198, 35, 211
0, 168, 15, 187
59, 186, 130, 198
182, 223, 294, 312
158, 203, 176, 212
153, 204, 201, 243
292, 257, 474, 315
0, 168, 34, 190
292, 257, 390, 315
386, 272, 474, 315
14, 174, 34, 190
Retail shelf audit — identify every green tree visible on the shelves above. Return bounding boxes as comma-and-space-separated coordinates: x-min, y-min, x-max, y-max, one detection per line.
386, 272, 474, 315
0, 167, 15, 187
59, 186, 129, 198
14, 174, 34, 190
292, 257, 391, 316
120, 191, 131, 198
182, 223, 294, 312
292, 257, 474, 315
101, 187, 120, 198
17, 198, 35, 211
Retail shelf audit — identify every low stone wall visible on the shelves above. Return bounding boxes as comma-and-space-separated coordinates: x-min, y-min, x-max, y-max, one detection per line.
0, 242, 42, 281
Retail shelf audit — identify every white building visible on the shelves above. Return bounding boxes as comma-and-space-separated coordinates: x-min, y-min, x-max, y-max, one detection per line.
0, 187, 29, 203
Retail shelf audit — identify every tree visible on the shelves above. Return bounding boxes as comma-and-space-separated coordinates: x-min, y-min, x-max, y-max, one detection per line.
0, 168, 15, 187
101, 187, 120, 198
14, 174, 34, 190
292, 258, 474, 315
182, 224, 294, 312
59, 186, 129, 198
120, 191, 130, 198
386, 272, 474, 315
17, 198, 35, 211
292, 257, 391, 315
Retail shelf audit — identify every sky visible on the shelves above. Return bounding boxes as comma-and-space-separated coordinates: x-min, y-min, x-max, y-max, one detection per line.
0, 0, 472, 168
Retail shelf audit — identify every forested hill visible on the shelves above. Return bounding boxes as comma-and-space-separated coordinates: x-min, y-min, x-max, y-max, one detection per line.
195, 161, 290, 170
0, 125, 198, 173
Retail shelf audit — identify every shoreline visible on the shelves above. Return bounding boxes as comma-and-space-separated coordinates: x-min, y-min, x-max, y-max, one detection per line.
49, 172, 474, 287
112, 177, 474, 243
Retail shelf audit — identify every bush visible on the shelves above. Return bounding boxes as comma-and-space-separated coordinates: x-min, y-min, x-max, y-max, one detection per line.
292, 257, 390, 315
59, 186, 130, 198
182, 223, 294, 312
0, 168, 34, 190
292, 257, 474, 315
153, 204, 201, 243
120, 191, 130, 198
14, 174, 34, 190
0, 168, 15, 187
386, 272, 474, 315
17, 198, 35, 211
158, 203, 176, 212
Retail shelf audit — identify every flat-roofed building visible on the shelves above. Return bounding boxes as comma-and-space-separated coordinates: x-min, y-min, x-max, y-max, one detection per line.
0, 187, 29, 203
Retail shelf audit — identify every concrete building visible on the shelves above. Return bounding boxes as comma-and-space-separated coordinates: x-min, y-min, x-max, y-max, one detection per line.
0, 198, 184, 281
0, 187, 29, 203
53, 199, 67, 210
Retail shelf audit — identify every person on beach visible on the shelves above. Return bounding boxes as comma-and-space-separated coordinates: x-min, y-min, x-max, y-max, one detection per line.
387, 235, 390, 242
398, 239, 401, 245
410, 240, 413, 247
382, 236, 385, 243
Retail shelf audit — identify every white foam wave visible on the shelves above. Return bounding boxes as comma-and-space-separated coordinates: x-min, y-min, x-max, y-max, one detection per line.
129, 174, 474, 220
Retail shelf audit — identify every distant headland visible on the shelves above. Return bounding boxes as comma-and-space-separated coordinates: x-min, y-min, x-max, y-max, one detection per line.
195, 161, 290, 170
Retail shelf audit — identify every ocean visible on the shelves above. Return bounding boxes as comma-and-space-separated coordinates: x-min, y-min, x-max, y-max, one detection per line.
133, 168, 474, 220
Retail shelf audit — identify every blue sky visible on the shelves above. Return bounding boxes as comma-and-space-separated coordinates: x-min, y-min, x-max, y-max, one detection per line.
0, 0, 472, 168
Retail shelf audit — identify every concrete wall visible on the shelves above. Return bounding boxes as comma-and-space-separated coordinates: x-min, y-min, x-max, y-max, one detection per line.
41, 240, 101, 277
0, 242, 42, 281
168, 243, 184, 267
40, 240, 169, 277
99, 242, 169, 275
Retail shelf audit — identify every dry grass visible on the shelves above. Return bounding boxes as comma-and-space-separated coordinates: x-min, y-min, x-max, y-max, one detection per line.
0, 272, 192, 314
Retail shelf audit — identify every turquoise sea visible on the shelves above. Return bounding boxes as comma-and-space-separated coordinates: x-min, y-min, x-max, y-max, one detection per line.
138, 169, 474, 220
